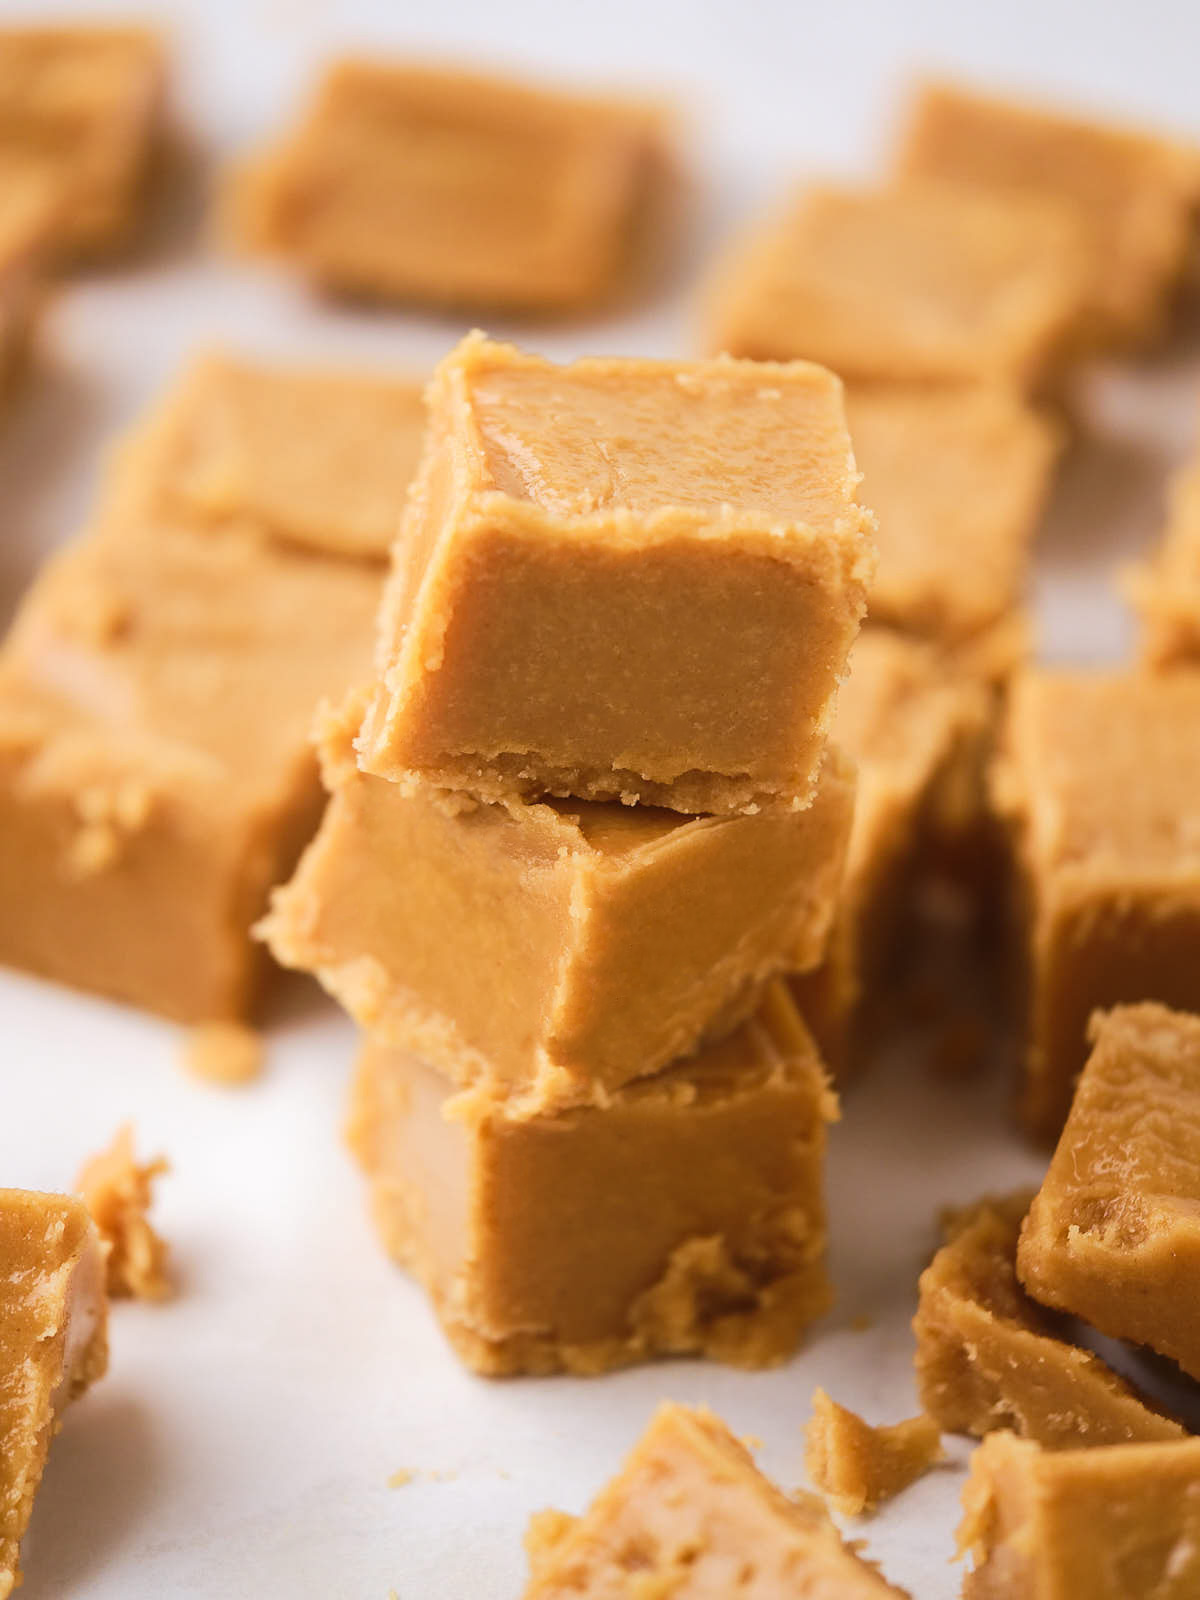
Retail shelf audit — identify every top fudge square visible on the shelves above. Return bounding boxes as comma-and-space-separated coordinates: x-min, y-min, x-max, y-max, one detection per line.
357, 334, 875, 814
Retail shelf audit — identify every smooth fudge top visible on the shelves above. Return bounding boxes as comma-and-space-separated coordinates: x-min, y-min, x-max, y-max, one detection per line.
0, 25, 164, 132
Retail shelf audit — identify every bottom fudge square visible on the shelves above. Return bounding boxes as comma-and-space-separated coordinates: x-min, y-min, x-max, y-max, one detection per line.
346, 982, 835, 1376
1018, 1003, 1200, 1382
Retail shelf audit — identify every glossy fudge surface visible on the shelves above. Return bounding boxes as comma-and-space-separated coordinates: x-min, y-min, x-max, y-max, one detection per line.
265, 693, 854, 1108
1018, 1003, 1200, 1383
358, 333, 875, 815
993, 670, 1200, 1138
346, 984, 836, 1377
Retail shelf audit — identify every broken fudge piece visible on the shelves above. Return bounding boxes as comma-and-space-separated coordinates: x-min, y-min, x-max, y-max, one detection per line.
346, 982, 836, 1376
805, 1388, 942, 1515
957, 1432, 1200, 1599
897, 79, 1200, 347
234, 59, 674, 313
0, 26, 167, 259
0, 1188, 107, 1597
358, 332, 875, 815
263, 691, 854, 1109
992, 670, 1200, 1139
1125, 456, 1200, 670
0, 164, 56, 402
914, 1191, 1184, 1447
707, 179, 1086, 387
523, 1403, 911, 1598
76, 1125, 170, 1301
1018, 1003, 1200, 1384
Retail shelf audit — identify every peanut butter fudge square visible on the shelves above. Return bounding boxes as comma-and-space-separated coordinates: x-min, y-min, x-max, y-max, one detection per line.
957, 1433, 1200, 1599
0, 357, 426, 1021
897, 80, 1200, 348
846, 384, 1061, 649
358, 333, 875, 815
264, 693, 854, 1109
346, 983, 836, 1376
915, 1192, 1185, 1448
1126, 457, 1200, 670
0, 1189, 108, 1599
993, 670, 1200, 1139
235, 59, 674, 313
0, 26, 166, 259
523, 1404, 911, 1597
1018, 1004, 1200, 1383
707, 179, 1086, 387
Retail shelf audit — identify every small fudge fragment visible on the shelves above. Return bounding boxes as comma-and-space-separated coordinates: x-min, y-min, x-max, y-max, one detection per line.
0, 1189, 108, 1599
707, 179, 1085, 388
1126, 458, 1200, 670
957, 1432, 1200, 1599
846, 383, 1061, 647
523, 1403, 911, 1598
1018, 1003, 1200, 1384
993, 670, 1200, 1139
263, 692, 854, 1109
182, 1021, 263, 1087
235, 59, 673, 313
0, 356, 426, 1021
791, 629, 989, 1074
0, 166, 56, 401
897, 80, 1200, 347
76, 1124, 170, 1301
0, 27, 167, 259
358, 333, 875, 816
805, 1388, 942, 1515
914, 1191, 1184, 1447
346, 982, 836, 1376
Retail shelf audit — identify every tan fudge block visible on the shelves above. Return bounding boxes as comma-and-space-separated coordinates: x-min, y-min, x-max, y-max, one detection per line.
993, 671, 1200, 1138
707, 179, 1086, 387
0, 27, 166, 258
0, 1189, 108, 1598
236, 59, 672, 313
523, 1404, 910, 1598
914, 1192, 1184, 1448
358, 333, 875, 815
264, 696, 854, 1108
897, 80, 1200, 347
847, 384, 1061, 645
958, 1433, 1200, 1599
792, 629, 989, 1073
346, 983, 836, 1376
1126, 458, 1200, 669
0, 166, 56, 399
0, 356, 428, 1020
1018, 1003, 1200, 1383
805, 1389, 942, 1516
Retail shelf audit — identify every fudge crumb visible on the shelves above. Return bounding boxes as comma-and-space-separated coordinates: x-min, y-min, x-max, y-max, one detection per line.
183, 1021, 264, 1087
77, 1124, 172, 1301
387, 1468, 415, 1489
805, 1387, 943, 1516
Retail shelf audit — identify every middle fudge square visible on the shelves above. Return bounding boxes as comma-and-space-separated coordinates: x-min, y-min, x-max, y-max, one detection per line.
346, 981, 836, 1376
263, 693, 855, 1109
357, 333, 875, 815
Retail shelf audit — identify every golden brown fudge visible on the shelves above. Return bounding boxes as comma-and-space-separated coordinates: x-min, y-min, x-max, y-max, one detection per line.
707, 179, 1086, 387
0, 166, 56, 401
0, 357, 418, 1021
346, 982, 836, 1376
523, 1403, 911, 1599
264, 693, 854, 1108
358, 333, 875, 816
0, 27, 166, 259
846, 384, 1061, 646
957, 1433, 1200, 1599
76, 1125, 170, 1301
805, 1388, 942, 1515
1018, 1004, 1200, 1383
914, 1192, 1184, 1448
235, 59, 673, 313
0, 1189, 108, 1599
791, 629, 989, 1073
993, 670, 1200, 1139
897, 80, 1200, 347
1126, 458, 1200, 669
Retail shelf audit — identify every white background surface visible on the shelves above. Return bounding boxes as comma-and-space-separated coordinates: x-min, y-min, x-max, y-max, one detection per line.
2, 2, 1200, 1595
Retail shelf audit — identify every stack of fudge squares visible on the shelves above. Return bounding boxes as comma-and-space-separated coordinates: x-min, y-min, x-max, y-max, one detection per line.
263, 330, 876, 1374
